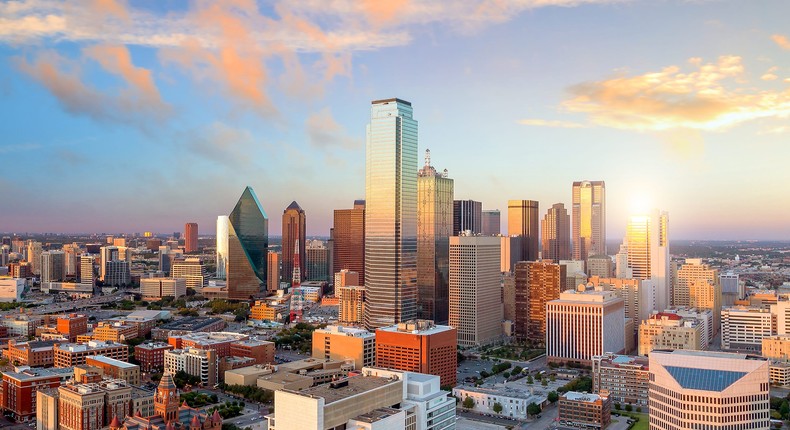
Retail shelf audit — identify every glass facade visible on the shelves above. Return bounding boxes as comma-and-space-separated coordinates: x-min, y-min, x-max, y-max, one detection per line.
364, 98, 418, 329
216, 215, 229, 279
281, 201, 306, 285
572, 180, 606, 260
227, 186, 268, 300
541, 202, 571, 262
507, 200, 539, 262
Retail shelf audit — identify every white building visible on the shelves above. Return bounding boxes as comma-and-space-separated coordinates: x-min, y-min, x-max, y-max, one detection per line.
648, 350, 770, 430
721, 306, 775, 351
164, 347, 217, 386
452, 384, 547, 420
216, 215, 229, 279
0, 278, 24, 302
140, 277, 186, 300
449, 235, 502, 347
622, 210, 669, 311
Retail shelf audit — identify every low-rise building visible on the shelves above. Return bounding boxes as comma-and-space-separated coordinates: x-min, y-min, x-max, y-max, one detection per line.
134, 342, 174, 373
54, 340, 129, 367
4, 339, 64, 367
85, 355, 141, 385
229, 338, 275, 365
1, 312, 43, 337
770, 361, 790, 387
150, 317, 225, 340
168, 331, 248, 357
721, 306, 775, 351
558, 391, 612, 430
376, 320, 457, 387
257, 358, 353, 392
592, 353, 650, 407
638, 312, 705, 356
140, 277, 186, 300
311, 325, 376, 370
250, 300, 290, 322
763, 335, 790, 361
0, 278, 24, 302
94, 321, 140, 343
452, 384, 548, 420
1, 367, 73, 422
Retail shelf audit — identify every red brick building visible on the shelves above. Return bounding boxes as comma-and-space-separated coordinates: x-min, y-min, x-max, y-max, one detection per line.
57, 314, 89, 340
375, 320, 457, 387
0, 367, 73, 421
134, 342, 174, 372
229, 339, 275, 365
4, 339, 62, 367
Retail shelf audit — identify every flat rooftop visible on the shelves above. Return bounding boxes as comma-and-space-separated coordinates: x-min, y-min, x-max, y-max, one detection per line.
3, 367, 74, 381
564, 391, 603, 402
290, 376, 399, 405
158, 316, 223, 331
226, 365, 274, 377
87, 355, 138, 369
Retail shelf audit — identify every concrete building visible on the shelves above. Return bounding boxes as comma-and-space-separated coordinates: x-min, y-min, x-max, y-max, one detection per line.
449, 235, 502, 347
622, 210, 670, 311
499, 236, 522, 273
150, 316, 225, 340
54, 341, 129, 367
134, 342, 174, 372
452, 384, 547, 420
94, 321, 139, 343
375, 320, 457, 387
648, 350, 770, 430
587, 255, 613, 278
250, 300, 289, 323
0, 278, 25, 302
572, 180, 606, 261
305, 240, 330, 282
638, 312, 705, 356
558, 392, 611, 430
587, 276, 656, 331
514, 260, 566, 344
481, 209, 500, 236
771, 296, 790, 335
674, 258, 719, 308
230, 338, 275, 365
546, 286, 625, 365
592, 353, 650, 407
688, 279, 722, 333
164, 348, 218, 387
85, 355, 140, 385
167, 331, 248, 357
721, 306, 775, 351
507, 200, 539, 262
311, 325, 375, 370
763, 335, 790, 361
1, 312, 43, 337
140, 278, 186, 300
170, 258, 207, 292
332, 201, 365, 287
338, 285, 365, 326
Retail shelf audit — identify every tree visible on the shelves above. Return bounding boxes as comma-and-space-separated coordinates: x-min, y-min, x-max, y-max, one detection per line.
548, 391, 559, 403
512, 366, 523, 374
526, 375, 534, 384
493, 403, 503, 414
527, 402, 541, 417
463, 397, 475, 410
780, 400, 789, 419
636, 406, 642, 413
614, 403, 621, 411
625, 404, 633, 412
503, 372, 510, 379
541, 379, 548, 386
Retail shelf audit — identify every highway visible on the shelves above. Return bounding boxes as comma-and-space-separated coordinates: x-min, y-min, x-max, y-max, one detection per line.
2, 292, 124, 316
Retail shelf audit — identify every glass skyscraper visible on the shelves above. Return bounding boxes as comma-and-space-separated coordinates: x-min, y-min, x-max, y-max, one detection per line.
507, 200, 540, 262
216, 215, 229, 279
227, 186, 268, 300
364, 98, 418, 329
572, 180, 606, 260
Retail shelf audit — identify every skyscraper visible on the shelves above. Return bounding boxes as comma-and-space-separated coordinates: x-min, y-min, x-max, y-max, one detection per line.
184, 223, 198, 253
216, 216, 229, 279
364, 98, 418, 329
281, 201, 306, 285
26, 240, 42, 276
41, 250, 65, 283
305, 240, 330, 282
572, 180, 606, 260
514, 260, 566, 344
452, 200, 482, 236
541, 203, 571, 262
481, 210, 501, 236
623, 210, 669, 310
226, 186, 268, 300
266, 251, 280, 293
507, 200, 539, 262
333, 200, 365, 283
417, 149, 453, 323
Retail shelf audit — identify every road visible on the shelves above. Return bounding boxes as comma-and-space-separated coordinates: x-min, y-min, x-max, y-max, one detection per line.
2, 292, 124, 316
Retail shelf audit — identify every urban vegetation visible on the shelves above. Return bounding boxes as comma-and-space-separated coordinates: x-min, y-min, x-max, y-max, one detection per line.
273, 322, 326, 353
173, 370, 201, 388
557, 375, 592, 393
180, 392, 219, 408
208, 401, 245, 419
219, 383, 275, 403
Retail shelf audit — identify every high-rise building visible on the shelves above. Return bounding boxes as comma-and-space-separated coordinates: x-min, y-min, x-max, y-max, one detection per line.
364, 98, 418, 329
266, 251, 280, 293
26, 240, 43, 276
572, 180, 606, 261
449, 235, 502, 346
305, 240, 330, 282
226, 186, 268, 300
335, 269, 359, 288
514, 260, 566, 343
623, 210, 670, 310
375, 320, 457, 387
170, 258, 207, 292
500, 235, 522, 273
184, 222, 198, 253
587, 254, 613, 278
417, 149, 453, 323
674, 258, 718, 307
332, 200, 365, 284
216, 216, 229, 279
338, 285, 366, 326
41, 250, 65, 283
481, 209, 501, 236
281, 201, 306, 285
541, 203, 571, 263
721, 306, 775, 351
452, 200, 482, 236
648, 350, 770, 430
546, 287, 625, 365
507, 200, 539, 262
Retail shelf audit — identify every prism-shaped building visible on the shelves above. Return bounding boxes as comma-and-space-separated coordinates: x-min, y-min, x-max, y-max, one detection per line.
226, 186, 268, 300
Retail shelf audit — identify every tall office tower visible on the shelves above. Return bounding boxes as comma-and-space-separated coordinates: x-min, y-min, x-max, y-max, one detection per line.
507, 200, 539, 262
648, 350, 770, 430
266, 252, 280, 293
216, 216, 229, 279
452, 200, 482, 236
335, 269, 360, 288
587, 254, 613, 278
333, 200, 365, 283
541, 203, 571, 263
572, 180, 606, 261
449, 235, 502, 346
546, 287, 625, 365
41, 250, 65, 283
481, 210, 501, 236
62, 243, 79, 278
674, 258, 719, 307
1, 237, 9, 246
281, 201, 306, 285
226, 186, 268, 300
514, 260, 566, 344
689, 279, 722, 334
500, 236, 522, 273
416, 149, 453, 323
184, 222, 198, 253
623, 210, 670, 311
100, 246, 129, 282
305, 240, 330, 282
26, 240, 42, 275
364, 98, 418, 329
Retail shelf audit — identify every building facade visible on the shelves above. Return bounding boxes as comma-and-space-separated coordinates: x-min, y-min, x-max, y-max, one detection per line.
332, 200, 365, 286
507, 200, 539, 262
311, 325, 376, 370
572, 180, 606, 261
514, 260, 566, 344
452, 200, 482, 236
281, 201, 306, 285
375, 320, 457, 387
184, 223, 198, 253
541, 203, 571, 263
592, 353, 650, 406
481, 210, 500, 236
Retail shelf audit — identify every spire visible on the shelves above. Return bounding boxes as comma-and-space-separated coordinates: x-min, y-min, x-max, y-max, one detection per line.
285, 201, 303, 212
190, 414, 201, 428
212, 410, 222, 423
110, 415, 121, 428
158, 371, 177, 391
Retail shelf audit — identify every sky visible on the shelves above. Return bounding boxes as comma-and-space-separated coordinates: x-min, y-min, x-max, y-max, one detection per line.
1, 0, 789, 240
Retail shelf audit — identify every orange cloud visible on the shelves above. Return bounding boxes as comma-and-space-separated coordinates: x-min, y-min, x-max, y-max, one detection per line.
83, 44, 165, 107
772, 34, 790, 50
90, 0, 129, 21
305, 108, 362, 149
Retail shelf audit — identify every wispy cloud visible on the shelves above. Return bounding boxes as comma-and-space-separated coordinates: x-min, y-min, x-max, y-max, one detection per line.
0, 143, 42, 154
772, 34, 790, 51
305, 108, 362, 149
518, 118, 585, 128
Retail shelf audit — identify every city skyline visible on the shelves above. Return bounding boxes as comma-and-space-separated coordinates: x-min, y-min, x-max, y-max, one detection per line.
1, 1, 790, 240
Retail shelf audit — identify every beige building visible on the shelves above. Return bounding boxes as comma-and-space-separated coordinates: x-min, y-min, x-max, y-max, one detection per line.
337, 285, 365, 326
140, 277, 186, 300
85, 355, 140, 386
546, 286, 625, 365
164, 348, 218, 387
502, 273, 515, 322
449, 235, 502, 347
721, 306, 775, 351
674, 259, 718, 308
688, 279, 722, 333
762, 335, 790, 361
648, 350, 770, 430
515, 260, 566, 343
587, 255, 613, 278
588, 276, 656, 330
170, 258, 207, 292
638, 312, 705, 356
311, 325, 375, 370
771, 296, 790, 335
94, 321, 139, 343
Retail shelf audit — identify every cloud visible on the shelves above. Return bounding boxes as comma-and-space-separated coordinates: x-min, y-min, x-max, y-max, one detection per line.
518, 118, 585, 128
761, 66, 778, 81
83, 44, 168, 109
305, 108, 362, 150
182, 122, 261, 167
772, 34, 790, 50
562, 56, 790, 131
0, 143, 42, 154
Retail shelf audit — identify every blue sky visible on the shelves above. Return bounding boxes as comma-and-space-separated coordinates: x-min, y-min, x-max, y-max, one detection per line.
1, 0, 789, 240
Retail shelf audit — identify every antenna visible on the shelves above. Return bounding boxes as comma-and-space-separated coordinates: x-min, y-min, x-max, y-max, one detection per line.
424, 149, 431, 168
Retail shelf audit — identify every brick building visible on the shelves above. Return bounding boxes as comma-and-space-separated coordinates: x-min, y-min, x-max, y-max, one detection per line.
375, 320, 457, 387
54, 341, 129, 368
134, 342, 174, 373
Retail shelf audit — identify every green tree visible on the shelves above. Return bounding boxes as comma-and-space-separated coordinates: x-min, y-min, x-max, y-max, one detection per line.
512, 366, 523, 374
463, 397, 475, 410
780, 400, 789, 419
625, 404, 633, 412
493, 403, 503, 414
527, 402, 541, 417
636, 406, 642, 413
503, 372, 510, 379
614, 403, 621, 411
548, 391, 559, 403
526, 375, 534, 384
541, 379, 548, 386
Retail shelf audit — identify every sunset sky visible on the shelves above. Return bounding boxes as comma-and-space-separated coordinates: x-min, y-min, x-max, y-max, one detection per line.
1, 0, 789, 240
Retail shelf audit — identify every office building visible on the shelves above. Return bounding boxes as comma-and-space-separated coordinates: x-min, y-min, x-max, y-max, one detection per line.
514, 260, 566, 343
184, 222, 198, 253
502, 273, 515, 322
417, 149, 453, 324
338, 285, 365, 326
588, 276, 657, 329
167, 331, 248, 357
8, 261, 32, 279
41, 250, 65, 283
449, 235, 502, 346
721, 306, 775, 351
164, 348, 218, 387
1, 312, 43, 337
0, 278, 24, 303
332, 200, 365, 285
311, 325, 376, 370
546, 287, 625, 365
2, 367, 73, 422
100, 246, 130, 283
507, 200, 539, 262
572, 180, 606, 261
335, 269, 359, 287
482, 209, 501, 236
305, 240, 330, 282
452, 384, 547, 420
453, 199, 482, 235
587, 254, 613, 278
375, 320, 457, 387
170, 258, 207, 292
689, 279, 722, 333
592, 353, 650, 407
216, 215, 229, 279
364, 98, 418, 329
500, 235, 522, 273
140, 278, 186, 300
250, 300, 289, 322
558, 392, 612, 430
226, 186, 268, 300
94, 321, 139, 343
675, 259, 719, 307
4, 339, 60, 367
638, 312, 705, 356
26, 240, 42, 275
622, 210, 670, 310
648, 350, 770, 430
53, 341, 129, 367
541, 203, 571, 262
79, 254, 94, 287
229, 339, 275, 365
266, 251, 280, 292
134, 342, 174, 373
762, 335, 790, 361
55, 378, 133, 430
282, 201, 306, 285
85, 355, 141, 385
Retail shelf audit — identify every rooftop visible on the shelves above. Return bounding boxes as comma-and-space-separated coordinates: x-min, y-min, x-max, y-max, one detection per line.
316, 325, 374, 338
3, 367, 74, 381
57, 340, 124, 352
289, 375, 399, 405
135, 342, 173, 350
171, 331, 247, 345
158, 316, 223, 331
563, 391, 605, 402
351, 407, 402, 423
231, 338, 274, 347
86, 355, 138, 369
378, 320, 454, 336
